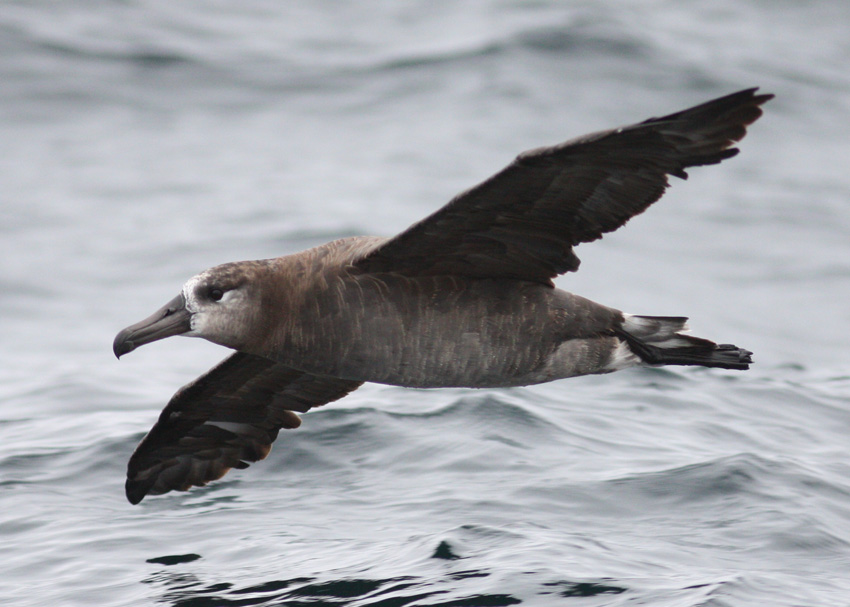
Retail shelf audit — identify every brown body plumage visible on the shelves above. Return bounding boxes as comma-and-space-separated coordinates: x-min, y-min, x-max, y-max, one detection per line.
114, 88, 771, 504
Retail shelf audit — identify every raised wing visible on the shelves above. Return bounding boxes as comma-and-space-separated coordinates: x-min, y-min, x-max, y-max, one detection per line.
355, 88, 772, 285
126, 353, 362, 504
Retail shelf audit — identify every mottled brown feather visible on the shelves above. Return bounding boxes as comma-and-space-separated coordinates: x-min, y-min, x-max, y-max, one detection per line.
122, 89, 770, 504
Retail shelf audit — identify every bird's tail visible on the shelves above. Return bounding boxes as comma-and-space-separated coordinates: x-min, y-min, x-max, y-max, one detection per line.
616, 314, 752, 370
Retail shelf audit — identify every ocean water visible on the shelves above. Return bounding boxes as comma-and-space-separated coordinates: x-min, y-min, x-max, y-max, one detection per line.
2, 1, 850, 605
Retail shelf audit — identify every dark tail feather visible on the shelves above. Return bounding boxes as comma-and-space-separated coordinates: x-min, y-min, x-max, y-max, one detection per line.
617, 315, 752, 371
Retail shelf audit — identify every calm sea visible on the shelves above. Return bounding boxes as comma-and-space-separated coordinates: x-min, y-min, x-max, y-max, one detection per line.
2, 1, 850, 605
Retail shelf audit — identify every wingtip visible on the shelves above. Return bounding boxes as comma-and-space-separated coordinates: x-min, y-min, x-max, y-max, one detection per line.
725, 86, 774, 104
748, 86, 775, 104
725, 88, 774, 130
125, 480, 146, 505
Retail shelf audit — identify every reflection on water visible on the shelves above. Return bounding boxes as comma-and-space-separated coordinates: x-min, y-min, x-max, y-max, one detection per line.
141, 560, 628, 606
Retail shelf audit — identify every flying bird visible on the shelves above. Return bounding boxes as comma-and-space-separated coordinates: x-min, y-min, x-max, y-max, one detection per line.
114, 88, 772, 504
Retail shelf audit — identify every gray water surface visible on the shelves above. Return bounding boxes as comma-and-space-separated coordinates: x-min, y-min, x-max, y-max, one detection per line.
2, 2, 850, 606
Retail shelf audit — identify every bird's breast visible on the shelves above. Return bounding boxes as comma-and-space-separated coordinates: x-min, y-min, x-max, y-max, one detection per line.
259, 273, 618, 389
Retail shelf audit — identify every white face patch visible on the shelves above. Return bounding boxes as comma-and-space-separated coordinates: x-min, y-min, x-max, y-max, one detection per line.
182, 274, 204, 314
178, 268, 254, 347
181, 273, 206, 335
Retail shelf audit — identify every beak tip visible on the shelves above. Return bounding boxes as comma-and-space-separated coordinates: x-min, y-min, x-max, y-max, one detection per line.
112, 293, 189, 360
113, 334, 135, 359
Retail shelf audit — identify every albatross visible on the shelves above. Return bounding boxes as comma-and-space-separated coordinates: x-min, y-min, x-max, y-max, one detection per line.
114, 88, 772, 504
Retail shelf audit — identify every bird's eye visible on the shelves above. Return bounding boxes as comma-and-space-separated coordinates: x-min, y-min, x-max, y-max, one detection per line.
208, 288, 224, 302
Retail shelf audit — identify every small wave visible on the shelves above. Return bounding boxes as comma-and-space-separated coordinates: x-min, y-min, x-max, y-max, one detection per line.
513, 22, 648, 57
606, 453, 777, 503
1, 20, 195, 68
372, 19, 651, 77
39, 39, 191, 68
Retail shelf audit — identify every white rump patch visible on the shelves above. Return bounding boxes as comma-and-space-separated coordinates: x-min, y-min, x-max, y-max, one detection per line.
622, 313, 695, 348
603, 339, 642, 371
622, 313, 689, 333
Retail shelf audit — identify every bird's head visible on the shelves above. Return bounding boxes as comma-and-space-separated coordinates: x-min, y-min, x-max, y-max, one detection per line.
113, 261, 267, 358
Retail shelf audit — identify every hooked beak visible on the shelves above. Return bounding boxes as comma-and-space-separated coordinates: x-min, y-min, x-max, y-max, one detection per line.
113, 293, 192, 358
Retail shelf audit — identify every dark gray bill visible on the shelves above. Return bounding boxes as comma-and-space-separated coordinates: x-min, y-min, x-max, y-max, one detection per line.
113, 293, 191, 358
